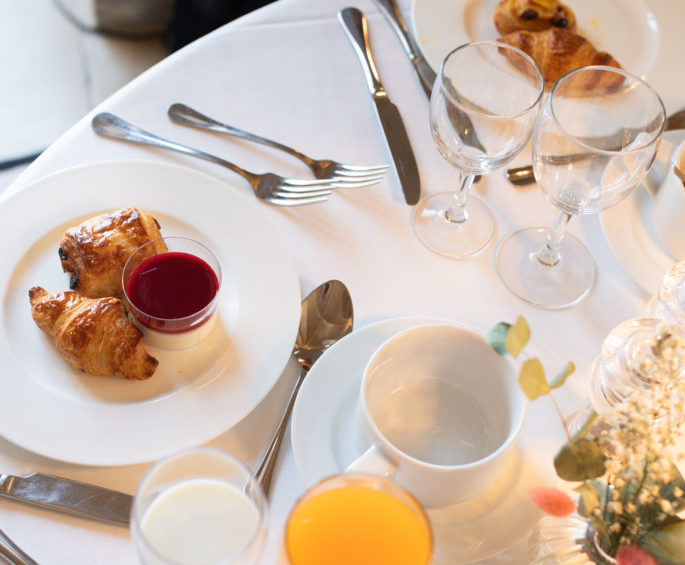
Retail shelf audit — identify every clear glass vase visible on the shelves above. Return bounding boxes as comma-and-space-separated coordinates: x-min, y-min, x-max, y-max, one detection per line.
529, 515, 616, 565
566, 317, 682, 436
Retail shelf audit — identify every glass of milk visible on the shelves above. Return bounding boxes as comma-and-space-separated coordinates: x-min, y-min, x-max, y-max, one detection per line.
131, 448, 268, 565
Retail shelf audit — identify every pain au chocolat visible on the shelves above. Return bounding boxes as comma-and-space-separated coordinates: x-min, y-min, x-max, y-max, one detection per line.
58, 207, 166, 298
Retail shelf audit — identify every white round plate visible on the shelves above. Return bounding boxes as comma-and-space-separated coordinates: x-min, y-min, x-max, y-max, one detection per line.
412, 0, 659, 79
0, 161, 301, 466
600, 130, 685, 295
291, 317, 562, 564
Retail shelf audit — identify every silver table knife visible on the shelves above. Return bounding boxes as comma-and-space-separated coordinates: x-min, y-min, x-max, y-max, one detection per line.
338, 7, 421, 205
373, 0, 485, 177
0, 472, 132, 527
372, 0, 435, 98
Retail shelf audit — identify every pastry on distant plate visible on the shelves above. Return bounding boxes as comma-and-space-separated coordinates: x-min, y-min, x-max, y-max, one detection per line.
29, 286, 158, 380
58, 207, 166, 298
497, 27, 623, 90
494, 0, 576, 35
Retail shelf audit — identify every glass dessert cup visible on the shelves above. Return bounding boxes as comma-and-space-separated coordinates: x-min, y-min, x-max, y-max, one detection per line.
496, 65, 665, 309
122, 236, 222, 350
412, 41, 544, 259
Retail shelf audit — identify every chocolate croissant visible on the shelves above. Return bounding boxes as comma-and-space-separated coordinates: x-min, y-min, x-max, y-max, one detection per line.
58, 207, 166, 298
497, 28, 623, 91
494, 0, 576, 35
29, 286, 158, 380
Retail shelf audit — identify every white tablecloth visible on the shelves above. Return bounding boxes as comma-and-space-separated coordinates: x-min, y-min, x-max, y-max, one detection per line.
1, 0, 683, 563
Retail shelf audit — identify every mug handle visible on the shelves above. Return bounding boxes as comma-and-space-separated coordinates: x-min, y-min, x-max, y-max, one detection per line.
345, 444, 397, 477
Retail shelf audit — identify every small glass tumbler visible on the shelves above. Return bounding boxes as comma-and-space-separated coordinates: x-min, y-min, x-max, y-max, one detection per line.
285, 474, 433, 565
131, 448, 268, 565
122, 236, 222, 350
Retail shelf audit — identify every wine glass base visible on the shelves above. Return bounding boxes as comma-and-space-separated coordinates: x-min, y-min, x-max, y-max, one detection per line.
412, 192, 495, 259
495, 226, 596, 309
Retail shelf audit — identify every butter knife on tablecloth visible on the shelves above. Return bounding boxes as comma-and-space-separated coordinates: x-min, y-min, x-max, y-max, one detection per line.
0, 472, 132, 526
371, 0, 484, 179
338, 7, 421, 205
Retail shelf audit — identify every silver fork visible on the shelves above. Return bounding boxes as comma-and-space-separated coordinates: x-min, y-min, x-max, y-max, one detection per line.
168, 103, 388, 187
92, 113, 334, 206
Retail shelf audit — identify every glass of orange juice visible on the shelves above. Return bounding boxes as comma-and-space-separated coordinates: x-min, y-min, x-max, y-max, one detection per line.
285, 474, 433, 565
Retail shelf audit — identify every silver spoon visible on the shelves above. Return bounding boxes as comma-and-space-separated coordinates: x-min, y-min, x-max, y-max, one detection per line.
506, 106, 685, 187
254, 280, 353, 496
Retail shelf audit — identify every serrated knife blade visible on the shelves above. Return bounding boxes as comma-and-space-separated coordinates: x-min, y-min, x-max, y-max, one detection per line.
0, 472, 132, 526
338, 7, 421, 205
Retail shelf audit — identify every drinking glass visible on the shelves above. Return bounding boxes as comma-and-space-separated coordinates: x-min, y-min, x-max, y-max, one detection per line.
496, 66, 665, 308
284, 473, 432, 565
131, 448, 268, 565
412, 41, 544, 258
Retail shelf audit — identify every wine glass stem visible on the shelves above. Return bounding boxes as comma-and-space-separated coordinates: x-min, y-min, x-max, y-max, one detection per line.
445, 173, 475, 223
535, 212, 573, 267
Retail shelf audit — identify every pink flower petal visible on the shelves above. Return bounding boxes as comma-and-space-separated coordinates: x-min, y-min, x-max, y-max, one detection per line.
616, 546, 656, 565
528, 487, 576, 517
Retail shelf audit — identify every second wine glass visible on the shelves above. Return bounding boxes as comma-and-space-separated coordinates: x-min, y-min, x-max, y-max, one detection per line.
412, 41, 544, 258
496, 66, 665, 308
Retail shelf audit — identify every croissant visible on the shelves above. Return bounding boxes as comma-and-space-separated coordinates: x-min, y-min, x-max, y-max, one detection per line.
29, 286, 158, 380
494, 0, 576, 35
497, 28, 623, 91
58, 207, 166, 298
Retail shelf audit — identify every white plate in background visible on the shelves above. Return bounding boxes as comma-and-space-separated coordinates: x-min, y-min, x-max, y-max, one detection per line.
412, 0, 658, 78
600, 130, 685, 295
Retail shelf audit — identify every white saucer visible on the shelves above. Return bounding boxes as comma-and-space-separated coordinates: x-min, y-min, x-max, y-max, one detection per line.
600, 130, 685, 295
291, 317, 563, 564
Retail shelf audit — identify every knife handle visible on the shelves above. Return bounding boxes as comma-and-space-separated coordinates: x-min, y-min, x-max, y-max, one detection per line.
372, 0, 420, 62
0, 529, 39, 565
338, 8, 384, 96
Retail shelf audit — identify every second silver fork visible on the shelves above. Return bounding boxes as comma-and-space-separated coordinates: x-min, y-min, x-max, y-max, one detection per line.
168, 103, 387, 187
92, 113, 334, 206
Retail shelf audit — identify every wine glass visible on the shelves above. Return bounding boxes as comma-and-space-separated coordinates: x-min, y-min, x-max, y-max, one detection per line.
496, 66, 665, 308
412, 41, 544, 258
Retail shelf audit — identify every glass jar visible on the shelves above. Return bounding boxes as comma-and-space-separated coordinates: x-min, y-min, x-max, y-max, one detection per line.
567, 317, 685, 435
529, 515, 616, 565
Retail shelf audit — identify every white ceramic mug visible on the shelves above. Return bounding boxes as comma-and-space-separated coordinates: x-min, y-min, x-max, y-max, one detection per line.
653, 139, 685, 261
347, 323, 526, 508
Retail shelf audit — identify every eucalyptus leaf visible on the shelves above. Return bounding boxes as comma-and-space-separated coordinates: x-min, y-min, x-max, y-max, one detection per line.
519, 358, 550, 400
505, 316, 530, 358
550, 362, 575, 389
487, 322, 511, 356
572, 411, 598, 442
554, 439, 606, 481
576, 482, 601, 518
639, 520, 685, 565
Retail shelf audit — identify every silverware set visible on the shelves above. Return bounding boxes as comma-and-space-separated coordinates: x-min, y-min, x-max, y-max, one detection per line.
92, 106, 387, 207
